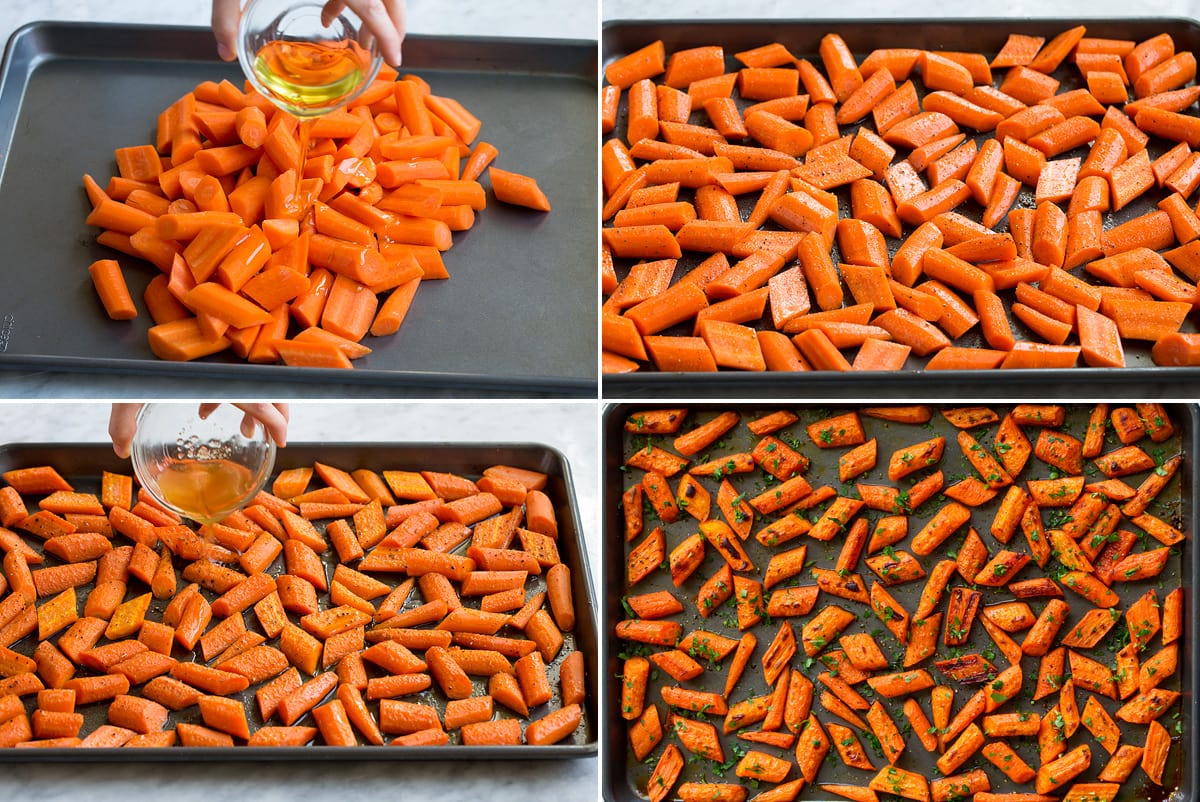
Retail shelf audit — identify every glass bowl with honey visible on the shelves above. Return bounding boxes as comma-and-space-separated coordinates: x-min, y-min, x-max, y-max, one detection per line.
130, 404, 277, 525
237, 0, 383, 117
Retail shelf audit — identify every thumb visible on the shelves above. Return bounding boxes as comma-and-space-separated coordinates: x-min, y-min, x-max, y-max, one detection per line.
109, 404, 142, 459
212, 0, 242, 61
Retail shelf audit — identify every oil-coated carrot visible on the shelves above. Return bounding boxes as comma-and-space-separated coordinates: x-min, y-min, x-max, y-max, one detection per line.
183, 283, 271, 329
745, 110, 815, 157
789, 327, 849, 370
0, 451, 588, 745
1152, 331, 1200, 365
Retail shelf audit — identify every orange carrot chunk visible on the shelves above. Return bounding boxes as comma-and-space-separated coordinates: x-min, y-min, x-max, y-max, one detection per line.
87, 260, 138, 321
488, 167, 551, 212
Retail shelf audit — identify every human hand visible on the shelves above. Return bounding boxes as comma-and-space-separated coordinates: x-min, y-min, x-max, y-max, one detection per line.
212, 0, 407, 65
109, 403, 290, 459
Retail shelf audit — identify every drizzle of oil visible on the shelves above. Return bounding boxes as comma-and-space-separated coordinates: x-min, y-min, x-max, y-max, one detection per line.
252, 39, 369, 115
156, 458, 256, 524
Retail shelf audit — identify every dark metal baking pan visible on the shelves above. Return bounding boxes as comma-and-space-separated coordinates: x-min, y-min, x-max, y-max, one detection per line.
601, 19, 1200, 398
0, 441, 597, 760
602, 402, 1195, 800
0, 22, 597, 396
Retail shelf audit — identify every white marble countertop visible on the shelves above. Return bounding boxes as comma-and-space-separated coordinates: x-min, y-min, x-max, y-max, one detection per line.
0, 400, 599, 799
0, 0, 597, 48
0, 0, 596, 399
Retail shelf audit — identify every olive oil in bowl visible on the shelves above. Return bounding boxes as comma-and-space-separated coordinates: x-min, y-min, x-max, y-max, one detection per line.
251, 39, 373, 117
130, 404, 276, 526
237, 0, 382, 117
156, 458, 258, 525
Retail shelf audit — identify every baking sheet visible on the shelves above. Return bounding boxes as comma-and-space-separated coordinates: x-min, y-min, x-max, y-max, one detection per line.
601, 19, 1200, 398
0, 22, 597, 396
602, 403, 1195, 801
0, 441, 597, 761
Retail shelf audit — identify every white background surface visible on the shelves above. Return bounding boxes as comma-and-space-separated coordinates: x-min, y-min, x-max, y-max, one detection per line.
0, 400, 600, 800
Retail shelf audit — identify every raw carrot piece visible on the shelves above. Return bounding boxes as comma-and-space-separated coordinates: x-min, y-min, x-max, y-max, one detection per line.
1109, 149, 1157, 212
1062, 210, 1104, 269
696, 319, 764, 371
884, 111, 960, 151
1029, 201, 1069, 268
850, 337, 909, 371
85, 259, 139, 320
271, 339, 351, 370
1135, 51, 1197, 98
836, 67, 897, 126
1127, 84, 1200, 115
145, 318, 229, 362
86, 198, 160, 236
182, 283, 271, 330
922, 50, 976, 94
487, 166, 550, 212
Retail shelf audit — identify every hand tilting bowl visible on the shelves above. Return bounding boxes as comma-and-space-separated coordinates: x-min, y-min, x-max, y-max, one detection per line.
130, 404, 277, 525
237, 0, 383, 117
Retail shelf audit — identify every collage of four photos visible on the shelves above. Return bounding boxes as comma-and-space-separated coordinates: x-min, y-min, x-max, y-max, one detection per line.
0, 0, 1196, 800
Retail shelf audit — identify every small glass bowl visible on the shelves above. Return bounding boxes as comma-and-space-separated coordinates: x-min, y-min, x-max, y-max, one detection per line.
130, 404, 277, 525
237, 0, 383, 117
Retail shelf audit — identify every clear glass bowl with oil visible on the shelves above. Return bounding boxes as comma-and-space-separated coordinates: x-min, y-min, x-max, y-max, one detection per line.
237, 0, 383, 117
130, 404, 277, 525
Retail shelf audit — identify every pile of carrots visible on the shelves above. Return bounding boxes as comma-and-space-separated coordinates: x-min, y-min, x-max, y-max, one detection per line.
83, 68, 550, 370
617, 403, 1183, 802
601, 28, 1200, 372
0, 459, 584, 747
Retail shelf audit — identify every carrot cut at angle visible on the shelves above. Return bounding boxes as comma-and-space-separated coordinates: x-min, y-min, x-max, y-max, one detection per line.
183, 283, 272, 330
488, 167, 551, 212
274, 339, 354, 369
370, 279, 422, 337
147, 318, 231, 362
